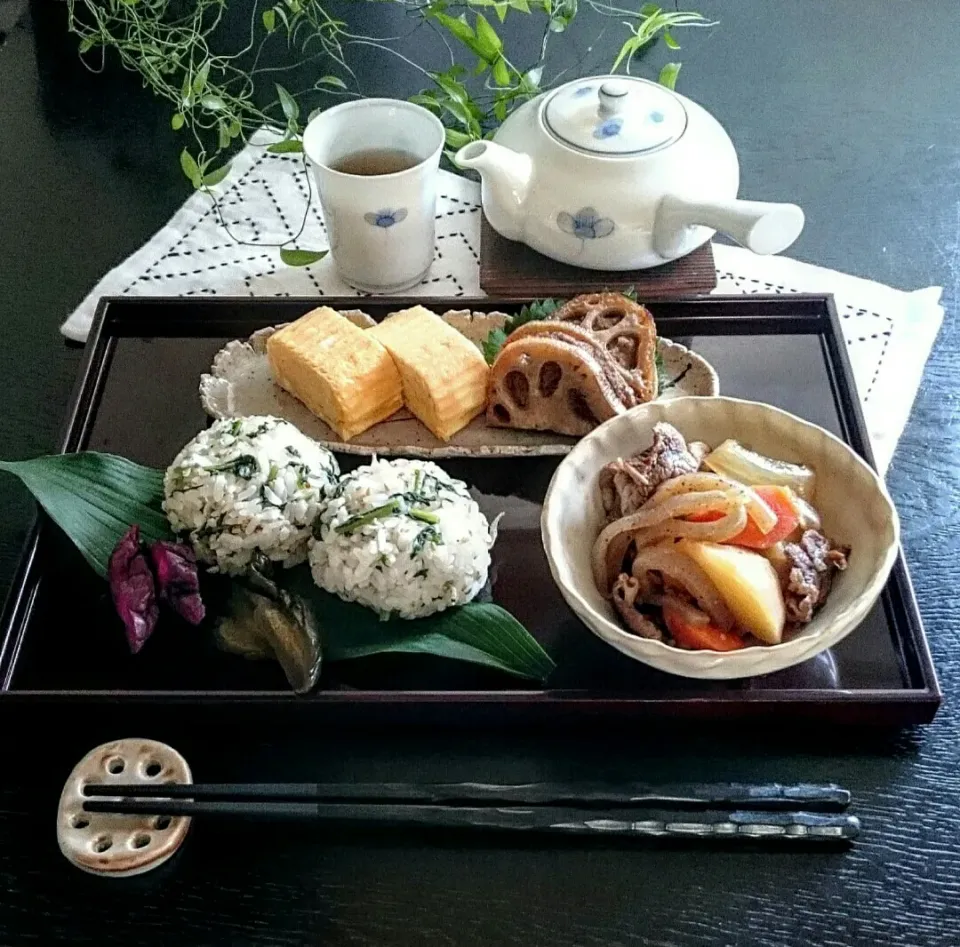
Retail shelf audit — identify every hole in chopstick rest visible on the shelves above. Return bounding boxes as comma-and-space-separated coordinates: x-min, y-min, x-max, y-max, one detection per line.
106, 757, 125, 775
132, 834, 151, 849
154, 816, 172, 831
143, 761, 162, 778
71, 815, 90, 830
92, 836, 113, 853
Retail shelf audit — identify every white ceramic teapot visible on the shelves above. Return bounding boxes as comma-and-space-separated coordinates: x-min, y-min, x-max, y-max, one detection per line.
454, 75, 804, 270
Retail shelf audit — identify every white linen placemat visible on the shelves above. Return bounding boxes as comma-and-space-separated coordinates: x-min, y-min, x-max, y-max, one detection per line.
60, 130, 943, 474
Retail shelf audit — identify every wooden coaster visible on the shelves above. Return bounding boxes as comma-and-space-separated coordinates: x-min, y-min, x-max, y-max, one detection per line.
57, 739, 192, 878
479, 216, 718, 297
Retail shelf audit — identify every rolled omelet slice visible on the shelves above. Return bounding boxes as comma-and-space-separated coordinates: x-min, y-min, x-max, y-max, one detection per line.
266, 306, 403, 441
369, 305, 489, 441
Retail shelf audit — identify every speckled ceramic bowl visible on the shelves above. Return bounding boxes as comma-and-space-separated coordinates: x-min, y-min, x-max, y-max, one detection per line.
541, 396, 900, 680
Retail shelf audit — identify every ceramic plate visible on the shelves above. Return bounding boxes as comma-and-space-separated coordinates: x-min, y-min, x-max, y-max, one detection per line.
541, 397, 900, 679
200, 310, 720, 459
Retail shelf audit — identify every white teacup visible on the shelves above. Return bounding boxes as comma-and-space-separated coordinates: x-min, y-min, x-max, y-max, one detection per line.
303, 99, 445, 293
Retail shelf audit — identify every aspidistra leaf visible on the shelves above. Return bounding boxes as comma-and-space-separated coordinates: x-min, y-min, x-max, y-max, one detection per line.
288, 574, 555, 683
0, 453, 171, 577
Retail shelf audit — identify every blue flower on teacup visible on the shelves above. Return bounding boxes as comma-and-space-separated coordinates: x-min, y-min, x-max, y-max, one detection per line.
557, 207, 615, 240
364, 208, 408, 228
650, 110, 665, 124
573, 85, 594, 98
593, 117, 623, 139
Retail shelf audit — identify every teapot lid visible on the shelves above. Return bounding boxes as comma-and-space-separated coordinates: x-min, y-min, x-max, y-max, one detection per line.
542, 76, 687, 156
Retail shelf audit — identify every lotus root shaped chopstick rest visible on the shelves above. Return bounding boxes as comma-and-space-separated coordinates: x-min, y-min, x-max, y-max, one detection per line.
57, 738, 192, 877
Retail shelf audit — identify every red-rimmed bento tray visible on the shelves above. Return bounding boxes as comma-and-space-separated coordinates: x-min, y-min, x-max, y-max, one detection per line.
0, 294, 941, 726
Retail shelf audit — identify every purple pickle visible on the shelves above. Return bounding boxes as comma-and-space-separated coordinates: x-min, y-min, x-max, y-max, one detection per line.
108, 525, 159, 654
149, 540, 206, 625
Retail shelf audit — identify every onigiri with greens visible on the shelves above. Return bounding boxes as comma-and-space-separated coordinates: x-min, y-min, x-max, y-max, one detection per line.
309, 458, 497, 619
164, 416, 339, 574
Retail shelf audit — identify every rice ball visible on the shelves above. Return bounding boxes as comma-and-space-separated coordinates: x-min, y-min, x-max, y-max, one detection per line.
309, 458, 496, 619
163, 416, 339, 574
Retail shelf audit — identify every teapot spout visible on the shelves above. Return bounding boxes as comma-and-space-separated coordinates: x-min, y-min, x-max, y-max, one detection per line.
455, 141, 532, 241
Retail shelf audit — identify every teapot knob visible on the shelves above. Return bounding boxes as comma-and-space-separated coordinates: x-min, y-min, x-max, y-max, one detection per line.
598, 80, 629, 116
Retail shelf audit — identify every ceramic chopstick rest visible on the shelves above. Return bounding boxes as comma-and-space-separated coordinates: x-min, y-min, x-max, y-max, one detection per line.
57, 738, 192, 877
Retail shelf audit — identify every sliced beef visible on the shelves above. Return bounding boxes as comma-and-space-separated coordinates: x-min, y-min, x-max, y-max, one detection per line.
782, 529, 849, 623
611, 573, 663, 640
599, 422, 706, 521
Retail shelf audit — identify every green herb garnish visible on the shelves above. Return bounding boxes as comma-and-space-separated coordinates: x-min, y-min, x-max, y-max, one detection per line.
410, 508, 440, 525
208, 454, 258, 479
411, 524, 441, 557
335, 499, 402, 535
481, 298, 560, 365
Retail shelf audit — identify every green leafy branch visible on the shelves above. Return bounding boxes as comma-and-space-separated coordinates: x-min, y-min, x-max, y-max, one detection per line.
65, 0, 711, 263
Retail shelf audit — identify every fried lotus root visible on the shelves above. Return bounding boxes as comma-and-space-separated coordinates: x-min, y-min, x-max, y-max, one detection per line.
550, 292, 658, 402
486, 335, 626, 436
505, 321, 639, 409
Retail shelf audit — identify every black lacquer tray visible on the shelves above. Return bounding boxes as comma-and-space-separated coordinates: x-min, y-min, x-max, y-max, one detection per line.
0, 295, 941, 726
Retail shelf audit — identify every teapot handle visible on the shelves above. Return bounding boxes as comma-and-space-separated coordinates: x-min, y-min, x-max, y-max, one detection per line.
653, 195, 805, 258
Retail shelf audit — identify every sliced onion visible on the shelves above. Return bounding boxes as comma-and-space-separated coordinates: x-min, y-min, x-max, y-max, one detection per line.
629, 542, 735, 630
791, 494, 822, 531
645, 472, 777, 535
630, 497, 747, 548
703, 439, 816, 500
592, 491, 743, 593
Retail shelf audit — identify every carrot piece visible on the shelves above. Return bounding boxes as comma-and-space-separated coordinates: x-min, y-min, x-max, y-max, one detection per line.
686, 485, 800, 550
662, 599, 746, 652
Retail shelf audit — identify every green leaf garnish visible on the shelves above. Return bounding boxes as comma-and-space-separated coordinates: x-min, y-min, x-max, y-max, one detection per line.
481, 327, 509, 365
0, 453, 172, 577
480, 298, 559, 364
283, 568, 554, 683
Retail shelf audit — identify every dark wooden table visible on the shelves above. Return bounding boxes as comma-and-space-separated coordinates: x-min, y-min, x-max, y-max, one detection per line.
2, 1, 959, 943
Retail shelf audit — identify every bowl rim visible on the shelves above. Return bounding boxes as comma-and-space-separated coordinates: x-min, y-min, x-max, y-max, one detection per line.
540, 395, 901, 674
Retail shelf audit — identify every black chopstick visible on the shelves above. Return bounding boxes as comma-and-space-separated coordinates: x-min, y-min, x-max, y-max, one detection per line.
82, 781, 850, 812
82, 798, 860, 843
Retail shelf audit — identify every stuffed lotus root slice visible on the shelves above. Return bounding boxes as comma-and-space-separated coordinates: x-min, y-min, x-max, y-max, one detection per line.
591, 490, 745, 593
550, 293, 658, 400
552, 292, 643, 333
486, 336, 626, 436
506, 321, 638, 408
629, 542, 735, 631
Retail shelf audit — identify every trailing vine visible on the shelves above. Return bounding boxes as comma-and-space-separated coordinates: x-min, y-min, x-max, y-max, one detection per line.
65, 0, 710, 262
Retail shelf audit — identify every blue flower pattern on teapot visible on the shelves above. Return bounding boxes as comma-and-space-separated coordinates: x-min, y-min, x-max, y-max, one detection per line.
364, 208, 408, 228
593, 117, 623, 139
557, 207, 615, 240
